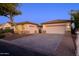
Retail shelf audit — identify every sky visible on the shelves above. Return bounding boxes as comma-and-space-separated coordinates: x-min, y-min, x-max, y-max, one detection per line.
0, 3, 79, 24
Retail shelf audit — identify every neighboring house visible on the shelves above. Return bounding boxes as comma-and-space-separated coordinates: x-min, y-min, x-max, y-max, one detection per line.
41, 20, 71, 34
1, 22, 12, 30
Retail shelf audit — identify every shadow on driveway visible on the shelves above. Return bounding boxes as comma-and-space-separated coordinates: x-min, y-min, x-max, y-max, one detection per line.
0, 41, 47, 56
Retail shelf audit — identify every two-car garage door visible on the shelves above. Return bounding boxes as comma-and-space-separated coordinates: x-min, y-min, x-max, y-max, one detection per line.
44, 26, 66, 34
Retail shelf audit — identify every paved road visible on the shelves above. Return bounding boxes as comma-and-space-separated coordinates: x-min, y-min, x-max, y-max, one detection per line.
0, 34, 75, 56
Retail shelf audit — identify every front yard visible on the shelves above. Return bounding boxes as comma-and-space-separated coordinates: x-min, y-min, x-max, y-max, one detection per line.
0, 28, 33, 41
3, 33, 32, 41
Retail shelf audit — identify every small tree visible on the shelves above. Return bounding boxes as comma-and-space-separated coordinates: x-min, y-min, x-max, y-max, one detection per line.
70, 10, 79, 30
0, 3, 21, 24
0, 3, 21, 32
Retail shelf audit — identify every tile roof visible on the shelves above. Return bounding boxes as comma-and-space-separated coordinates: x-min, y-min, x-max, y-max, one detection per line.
15, 21, 39, 26
41, 19, 71, 24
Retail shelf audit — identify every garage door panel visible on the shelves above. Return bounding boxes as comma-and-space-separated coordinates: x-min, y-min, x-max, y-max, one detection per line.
45, 26, 66, 34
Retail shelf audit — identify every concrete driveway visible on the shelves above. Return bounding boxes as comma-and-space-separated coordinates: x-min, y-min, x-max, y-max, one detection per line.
7, 34, 75, 56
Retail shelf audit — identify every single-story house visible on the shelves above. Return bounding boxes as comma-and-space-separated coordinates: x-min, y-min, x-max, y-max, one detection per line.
0, 21, 39, 34
14, 21, 39, 34
41, 20, 71, 34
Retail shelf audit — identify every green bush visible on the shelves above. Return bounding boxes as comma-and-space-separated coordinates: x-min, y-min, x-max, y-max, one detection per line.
4, 28, 12, 33
75, 20, 79, 30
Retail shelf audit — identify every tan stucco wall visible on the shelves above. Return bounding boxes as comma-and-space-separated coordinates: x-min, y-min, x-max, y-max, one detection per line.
26, 24, 39, 34
14, 25, 23, 34
14, 24, 39, 34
